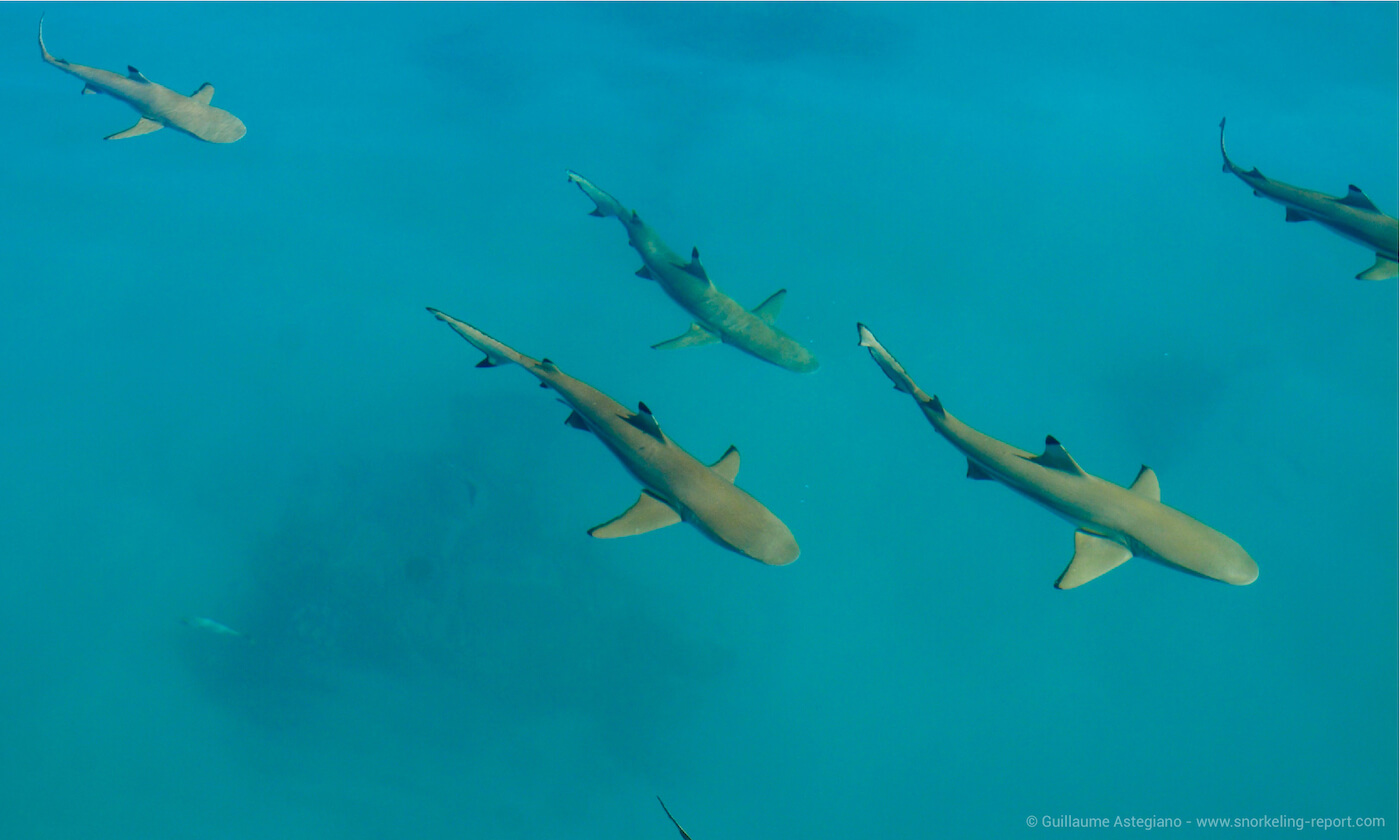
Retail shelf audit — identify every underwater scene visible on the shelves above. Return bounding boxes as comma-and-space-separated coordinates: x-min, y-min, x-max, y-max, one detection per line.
2, 2, 1396, 838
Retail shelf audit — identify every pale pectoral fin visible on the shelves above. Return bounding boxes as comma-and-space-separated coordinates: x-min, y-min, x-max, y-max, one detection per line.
1284, 207, 1310, 222
750, 289, 787, 324
105, 117, 164, 140
652, 323, 719, 350
1357, 255, 1398, 281
1055, 530, 1133, 590
588, 490, 681, 538
710, 445, 740, 482
189, 83, 215, 105
1029, 435, 1087, 476
1127, 465, 1160, 501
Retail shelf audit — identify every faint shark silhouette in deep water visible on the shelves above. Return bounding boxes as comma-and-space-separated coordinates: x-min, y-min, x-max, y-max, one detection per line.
657, 798, 694, 840
427, 308, 800, 565
567, 171, 818, 372
857, 323, 1257, 589
39, 17, 246, 143
181, 616, 253, 642
1220, 118, 1396, 280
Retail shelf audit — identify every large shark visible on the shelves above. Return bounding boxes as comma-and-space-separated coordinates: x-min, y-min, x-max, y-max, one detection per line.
857, 324, 1257, 589
39, 17, 246, 143
566, 171, 819, 373
657, 798, 694, 840
1219, 118, 1396, 280
427, 308, 800, 565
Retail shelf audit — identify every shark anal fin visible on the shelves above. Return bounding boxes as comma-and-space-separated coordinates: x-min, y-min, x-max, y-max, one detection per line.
751, 289, 787, 325
966, 459, 994, 481
1128, 465, 1160, 501
1340, 185, 1380, 212
1055, 530, 1133, 589
1357, 255, 1398, 281
635, 266, 656, 280
105, 117, 164, 140
625, 401, 665, 441
589, 490, 681, 539
564, 410, 590, 431
710, 445, 740, 482
1284, 207, 1310, 223
652, 323, 719, 351
475, 356, 501, 368
1029, 435, 1087, 476
189, 83, 215, 105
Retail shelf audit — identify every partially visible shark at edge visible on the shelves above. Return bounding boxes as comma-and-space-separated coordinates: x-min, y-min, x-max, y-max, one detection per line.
857, 324, 1257, 589
1220, 117, 1396, 280
427, 308, 800, 565
39, 17, 246, 143
657, 798, 695, 840
567, 171, 819, 373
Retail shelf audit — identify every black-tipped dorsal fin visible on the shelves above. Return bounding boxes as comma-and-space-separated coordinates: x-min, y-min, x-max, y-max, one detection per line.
1030, 435, 1087, 476
710, 446, 740, 482
679, 247, 710, 283
625, 401, 664, 441
537, 358, 560, 375
1339, 185, 1380, 212
127, 66, 149, 82
1128, 465, 1160, 501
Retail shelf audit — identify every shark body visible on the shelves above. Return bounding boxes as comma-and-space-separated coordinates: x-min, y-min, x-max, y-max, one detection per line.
567, 171, 818, 373
428, 308, 799, 565
181, 616, 251, 641
39, 17, 246, 143
1220, 118, 1396, 280
857, 324, 1257, 589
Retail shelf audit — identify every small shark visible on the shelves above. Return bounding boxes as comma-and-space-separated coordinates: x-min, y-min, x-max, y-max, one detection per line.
181, 616, 252, 642
39, 17, 246, 143
427, 308, 800, 565
566, 171, 819, 373
1220, 117, 1397, 280
857, 324, 1257, 589
657, 797, 695, 840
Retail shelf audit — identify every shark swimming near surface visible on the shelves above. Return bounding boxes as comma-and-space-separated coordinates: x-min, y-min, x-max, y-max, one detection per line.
657, 798, 695, 840
857, 323, 1257, 589
566, 171, 819, 373
1220, 118, 1396, 280
427, 308, 800, 565
39, 17, 246, 143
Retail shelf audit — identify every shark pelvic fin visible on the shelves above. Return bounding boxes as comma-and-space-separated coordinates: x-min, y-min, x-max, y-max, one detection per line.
475, 356, 501, 368
1284, 207, 1310, 223
710, 446, 740, 482
1055, 530, 1134, 589
564, 410, 590, 431
680, 247, 710, 283
1128, 465, 1160, 501
1357, 255, 1399, 281
1030, 436, 1087, 476
625, 401, 664, 440
966, 459, 994, 481
1339, 185, 1379, 212
105, 117, 164, 140
635, 266, 656, 280
751, 289, 787, 324
588, 490, 681, 539
81, 83, 98, 95
189, 83, 215, 105
652, 322, 719, 351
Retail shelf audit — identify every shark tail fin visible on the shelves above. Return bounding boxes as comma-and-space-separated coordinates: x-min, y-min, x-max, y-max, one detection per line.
857, 322, 938, 410
38, 15, 58, 64
567, 170, 626, 220
427, 308, 538, 370
656, 798, 695, 840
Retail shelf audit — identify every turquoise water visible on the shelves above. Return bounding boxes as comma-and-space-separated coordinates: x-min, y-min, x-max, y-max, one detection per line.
3, 3, 1396, 837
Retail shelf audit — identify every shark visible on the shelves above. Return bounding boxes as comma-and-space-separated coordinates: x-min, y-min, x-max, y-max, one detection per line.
1220, 117, 1397, 280
427, 308, 800, 565
39, 17, 246, 143
566, 171, 819, 373
857, 323, 1258, 589
657, 798, 695, 840
180, 616, 253, 642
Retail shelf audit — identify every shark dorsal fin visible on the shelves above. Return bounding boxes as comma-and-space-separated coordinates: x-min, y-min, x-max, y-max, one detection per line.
751, 289, 787, 325
1030, 436, 1087, 476
189, 83, 215, 105
1339, 185, 1380, 212
710, 446, 740, 482
127, 65, 149, 82
1128, 465, 1160, 501
625, 401, 664, 441
588, 491, 681, 539
680, 247, 710, 283
537, 358, 560, 375
1055, 530, 1133, 589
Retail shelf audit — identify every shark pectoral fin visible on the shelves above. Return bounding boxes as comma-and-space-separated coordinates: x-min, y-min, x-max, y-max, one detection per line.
1029, 436, 1087, 476
652, 323, 719, 350
81, 83, 98, 95
105, 117, 164, 140
966, 459, 994, 480
1284, 207, 1310, 222
1357, 255, 1398, 281
751, 289, 787, 325
1128, 465, 1160, 501
1055, 530, 1133, 590
189, 83, 215, 105
1340, 185, 1380, 212
710, 446, 740, 482
588, 490, 681, 539
564, 410, 590, 431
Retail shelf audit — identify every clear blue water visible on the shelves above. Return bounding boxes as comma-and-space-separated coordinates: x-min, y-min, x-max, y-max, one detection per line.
2, 3, 1395, 837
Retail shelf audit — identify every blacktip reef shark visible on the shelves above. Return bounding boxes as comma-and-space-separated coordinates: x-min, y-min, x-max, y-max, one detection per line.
180, 616, 253, 642
657, 797, 694, 840
857, 324, 1258, 589
566, 171, 819, 373
427, 308, 800, 565
1220, 118, 1397, 280
39, 17, 246, 143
